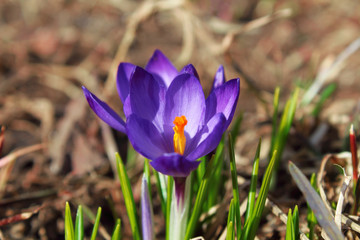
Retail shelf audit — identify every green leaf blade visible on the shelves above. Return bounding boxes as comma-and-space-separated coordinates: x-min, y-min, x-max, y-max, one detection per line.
269, 87, 280, 159
230, 113, 243, 145
307, 173, 317, 240
111, 219, 121, 240
270, 88, 299, 188
65, 202, 75, 240
311, 83, 336, 117
226, 222, 234, 240
245, 139, 261, 223
65, 202, 74, 240
285, 209, 294, 240
206, 137, 225, 210
292, 205, 299, 240
185, 155, 217, 240
242, 150, 277, 240
74, 205, 84, 240
115, 153, 141, 240
153, 169, 166, 216
90, 207, 102, 240
228, 133, 242, 239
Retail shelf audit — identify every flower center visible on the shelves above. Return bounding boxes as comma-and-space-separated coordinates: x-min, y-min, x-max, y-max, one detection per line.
173, 116, 187, 155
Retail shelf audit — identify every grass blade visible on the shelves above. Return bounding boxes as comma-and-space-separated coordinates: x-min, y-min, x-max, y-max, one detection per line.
270, 88, 299, 187
230, 113, 243, 145
250, 150, 277, 237
226, 199, 235, 240
153, 169, 166, 216
226, 222, 234, 240
228, 133, 242, 238
65, 202, 74, 240
194, 157, 207, 198
227, 198, 235, 225
311, 83, 336, 117
90, 207, 102, 240
115, 153, 141, 240
206, 137, 225, 210
293, 205, 299, 240
288, 161, 344, 240
185, 155, 217, 239
196, 157, 206, 184
126, 141, 137, 167
307, 173, 317, 240
269, 87, 280, 160
242, 150, 277, 240
245, 139, 261, 224
285, 209, 294, 240
111, 219, 121, 240
74, 205, 84, 240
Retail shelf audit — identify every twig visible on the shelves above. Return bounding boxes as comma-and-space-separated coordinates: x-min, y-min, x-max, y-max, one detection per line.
103, 0, 184, 97
341, 215, 360, 233
0, 143, 45, 169
316, 154, 360, 234
335, 175, 351, 230
100, 122, 119, 178
0, 189, 57, 205
207, 9, 292, 35
201, 9, 292, 56
173, 8, 195, 67
317, 154, 334, 213
302, 36, 360, 105
0, 206, 42, 226
49, 99, 86, 174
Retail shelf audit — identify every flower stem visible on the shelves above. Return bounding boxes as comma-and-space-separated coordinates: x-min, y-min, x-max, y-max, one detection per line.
169, 176, 191, 240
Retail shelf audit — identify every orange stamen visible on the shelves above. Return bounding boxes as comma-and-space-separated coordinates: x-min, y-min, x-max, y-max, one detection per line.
173, 116, 187, 155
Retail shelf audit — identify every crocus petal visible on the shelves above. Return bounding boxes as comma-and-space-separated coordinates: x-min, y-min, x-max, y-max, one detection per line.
123, 95, 132, 117
179, 64, 199, 80
82, 86, 126, 133
205, 78, 240, 129
164, 74, 206, 139
186, 113, 226, 160
150, 153, 200, 177
211, 65, 225, 92
116, 62, 136, 103
141, 174, 154, 240
126, 114, 170, 160
129, 67, 166, 128
145, 50, 178, 88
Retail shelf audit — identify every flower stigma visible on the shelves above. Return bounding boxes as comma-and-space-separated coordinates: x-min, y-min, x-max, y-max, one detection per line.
173, 116, 187, 155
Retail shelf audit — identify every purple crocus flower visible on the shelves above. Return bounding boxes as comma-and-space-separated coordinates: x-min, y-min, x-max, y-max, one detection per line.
82, 50, 240, 177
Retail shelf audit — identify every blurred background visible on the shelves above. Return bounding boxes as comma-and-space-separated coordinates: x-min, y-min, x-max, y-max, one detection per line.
0, 0, 359, 238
